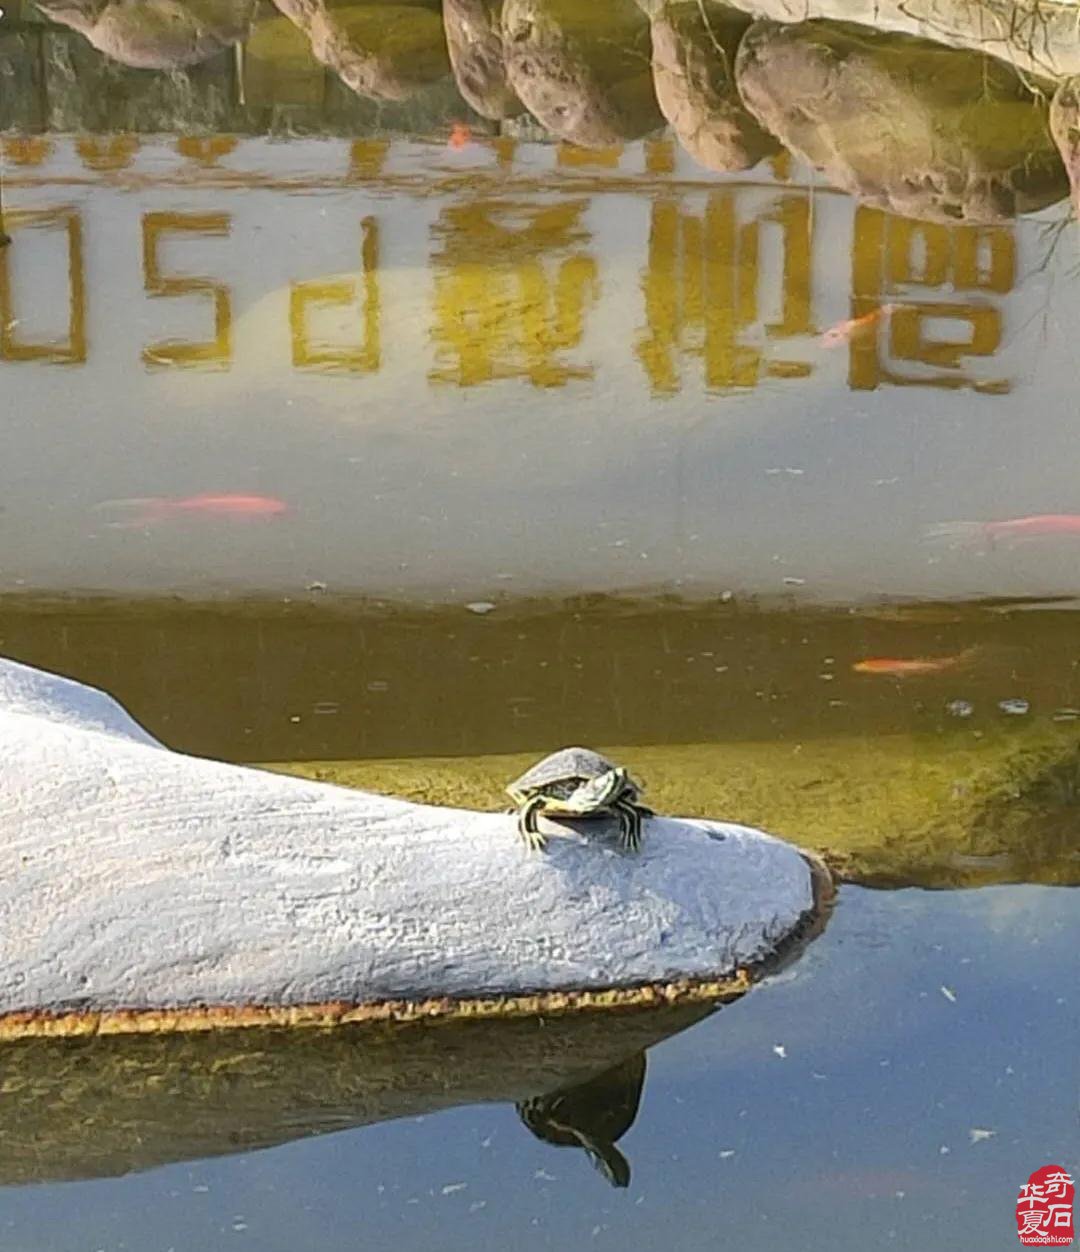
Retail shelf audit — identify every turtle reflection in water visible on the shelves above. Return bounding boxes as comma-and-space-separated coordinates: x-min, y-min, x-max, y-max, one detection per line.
517, 1053, 646, 1189
506, 747, 653, 852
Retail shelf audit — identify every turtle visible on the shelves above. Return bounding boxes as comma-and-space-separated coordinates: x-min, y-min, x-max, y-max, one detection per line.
505, 746, 652, 852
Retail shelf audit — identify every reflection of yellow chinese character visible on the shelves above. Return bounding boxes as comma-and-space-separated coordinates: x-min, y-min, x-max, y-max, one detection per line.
636, 192, 812, 394
644, 138, 675, 176
0, 209, 86, 364
557, 144, 622, 170
290, 218, 380, 373
76, 136, 139, 172
348, 141, 389, 181
176, 137, 239, 167
850, 208, 1013, 391
430, 200, 598, 388
3, 138, 51, 166
142, 212, 232, 367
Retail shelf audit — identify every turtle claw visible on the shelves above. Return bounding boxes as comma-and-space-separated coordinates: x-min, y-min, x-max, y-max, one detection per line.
521, 827, 548, 852
517, 798, 548, 852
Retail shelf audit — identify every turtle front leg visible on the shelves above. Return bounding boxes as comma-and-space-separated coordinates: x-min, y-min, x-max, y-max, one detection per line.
517, 796, 548, 851
613, 800, 646, 852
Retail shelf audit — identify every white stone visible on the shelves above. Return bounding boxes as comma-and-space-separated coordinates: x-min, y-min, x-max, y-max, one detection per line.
0, 657, 819, 1019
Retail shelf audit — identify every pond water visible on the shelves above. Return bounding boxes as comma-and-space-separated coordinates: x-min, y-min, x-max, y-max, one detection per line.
0, 0, 1077, 1248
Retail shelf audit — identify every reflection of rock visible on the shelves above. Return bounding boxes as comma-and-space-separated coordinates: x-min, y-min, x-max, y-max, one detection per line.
718, 0, 1080, 83
518, 1052, 645, 1188
36, 0, 255, 69
967, 741, 1080, 885
0, 1006, 708, 1185
243, 12, 325, 106
503, 0, 664, 146
649, 0, 776, 172
735, 20, 1067, 223
1049, 79, 1080, 216
271, 0, 450, 101
445, 0, 524, 119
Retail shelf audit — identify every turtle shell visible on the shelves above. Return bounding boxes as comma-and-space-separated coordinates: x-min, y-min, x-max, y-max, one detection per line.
508, 746, 627, 800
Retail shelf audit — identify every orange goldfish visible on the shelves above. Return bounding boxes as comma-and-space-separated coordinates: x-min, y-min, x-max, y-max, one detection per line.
852, 647, 978, 677
96, 494, 290, 528
448, 122, 472, 150
926, 515, 1080, 546
821, 304, 898, 348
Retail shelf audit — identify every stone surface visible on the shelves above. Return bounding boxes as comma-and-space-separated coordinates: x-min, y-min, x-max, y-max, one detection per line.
0, 656, 821, 1024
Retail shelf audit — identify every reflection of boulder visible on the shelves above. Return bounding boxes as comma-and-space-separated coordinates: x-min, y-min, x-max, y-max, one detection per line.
502, 0, 664, 146
445, 0, 524, 119
243, 12, 326, 106
735, 20, 1067, 223
36, 0, 255, 69
0, 1007, 708, 1185
271, 0, 449, 101
1049, 79, 1080, 217
649, 0, 777, 172
718, 0, 1080, 84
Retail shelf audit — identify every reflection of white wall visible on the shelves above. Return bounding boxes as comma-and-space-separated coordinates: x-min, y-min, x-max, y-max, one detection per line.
0, 138, 1073, 604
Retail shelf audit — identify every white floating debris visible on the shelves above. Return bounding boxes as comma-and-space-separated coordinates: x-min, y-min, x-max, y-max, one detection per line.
719, 1150, 736, 1159
946, 700, 974, 718
1053, 708, 1080, 722
782, 578, 806, 587
465, 602, 496, 615
998, 699, 1030, 716
940, 985, 957, 1003
969, 1128, 996, 1145
773, 1044, 787, 1059
534, 1169, 557, 1181
441, 1183, 468, 1195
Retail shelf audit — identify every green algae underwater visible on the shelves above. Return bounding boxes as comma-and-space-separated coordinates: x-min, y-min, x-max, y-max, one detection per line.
4, 592, 1078, 891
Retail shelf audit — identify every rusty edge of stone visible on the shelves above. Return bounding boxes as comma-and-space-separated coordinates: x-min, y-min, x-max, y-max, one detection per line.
0, 851, 835, 1043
